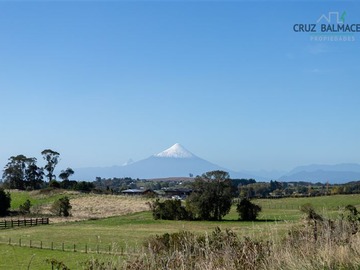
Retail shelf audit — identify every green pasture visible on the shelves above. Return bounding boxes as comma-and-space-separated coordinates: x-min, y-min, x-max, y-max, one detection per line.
8, 189, 78, 210
0, 244, 108, 270
1, 194, 359, 269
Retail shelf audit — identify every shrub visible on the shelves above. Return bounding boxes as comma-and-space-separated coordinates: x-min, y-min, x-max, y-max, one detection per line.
148, 199, 191, 220
51, 196, 72, 217
236, 198, 262, 221
19, 199, 32, 214
0, 188, 11, 216
135, 227, 270, 270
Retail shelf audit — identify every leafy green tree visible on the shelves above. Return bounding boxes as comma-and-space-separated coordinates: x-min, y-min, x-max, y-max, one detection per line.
2, 155, 31, 190
51, 196, 72, 217
236, 198, 262, 221
186, 170, 233, 221
0, 188, 11, 216
59, 168, 75, 181
25, 159, 44, 190
41, 149, 60, 182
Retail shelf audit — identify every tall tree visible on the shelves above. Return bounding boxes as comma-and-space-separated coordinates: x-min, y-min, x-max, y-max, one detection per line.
25, 159, 44, 190
2, 155, 29, 189
41, 149, 60, 182
59, 168, 75, 181
186, 170, 234, 221
2, 155, 43, 190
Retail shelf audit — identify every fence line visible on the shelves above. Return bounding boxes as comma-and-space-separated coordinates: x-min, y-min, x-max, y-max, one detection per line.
0, 218, 49, 229
0, 237, 129, 255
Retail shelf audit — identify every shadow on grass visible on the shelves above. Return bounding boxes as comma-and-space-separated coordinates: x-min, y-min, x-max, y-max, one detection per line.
221, 219, 283, 222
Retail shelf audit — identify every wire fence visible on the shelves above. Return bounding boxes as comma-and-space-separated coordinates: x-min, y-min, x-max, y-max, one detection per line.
0, 237, 137, 255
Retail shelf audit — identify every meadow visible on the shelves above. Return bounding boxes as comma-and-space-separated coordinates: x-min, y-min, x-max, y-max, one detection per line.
1, 191, 360, 269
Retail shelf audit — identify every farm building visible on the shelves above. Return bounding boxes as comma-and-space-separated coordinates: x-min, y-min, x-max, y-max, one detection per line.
121, 189, 155, 196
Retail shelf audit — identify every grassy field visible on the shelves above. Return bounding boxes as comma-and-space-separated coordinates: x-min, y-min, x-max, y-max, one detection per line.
1, 193, 360, 269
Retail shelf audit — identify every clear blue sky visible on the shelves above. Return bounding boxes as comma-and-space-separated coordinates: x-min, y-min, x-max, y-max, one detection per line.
0, 1, 359, 173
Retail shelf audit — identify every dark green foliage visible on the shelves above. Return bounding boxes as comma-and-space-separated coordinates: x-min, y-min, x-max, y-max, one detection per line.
59, 168, 75, 181
41, 149, 60, 182
19, 199, 32, 214
149, 199, 191, 220
24, 161, 44, 190
51, 196, 72, 217
49, 180, 61, 189
236, 198, 262, 221
0, 188, 11, 216
186, 170, 234, 221
2, 155, 43, 190
74, 181, 95, 192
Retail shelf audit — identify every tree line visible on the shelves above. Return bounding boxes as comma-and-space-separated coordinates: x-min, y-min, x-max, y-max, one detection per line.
148, 170, 262, 221
1, 149, 77, 190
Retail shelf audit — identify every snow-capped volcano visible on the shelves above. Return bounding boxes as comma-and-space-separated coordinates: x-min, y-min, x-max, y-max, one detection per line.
74, 143, 262, 180
154, 143, 195, 158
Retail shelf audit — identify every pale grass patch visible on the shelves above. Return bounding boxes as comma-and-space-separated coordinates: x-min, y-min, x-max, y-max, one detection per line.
38, 194, 150, 223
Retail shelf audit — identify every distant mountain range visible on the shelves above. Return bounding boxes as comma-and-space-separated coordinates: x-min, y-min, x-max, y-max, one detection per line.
279, 163, 360, 183
72, 143, 360, 183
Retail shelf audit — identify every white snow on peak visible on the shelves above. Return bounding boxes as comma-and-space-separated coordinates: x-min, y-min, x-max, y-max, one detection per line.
155, 143, 195, 158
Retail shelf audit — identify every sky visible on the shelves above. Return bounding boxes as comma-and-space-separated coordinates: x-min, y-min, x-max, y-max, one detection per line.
0, 0, 359, 174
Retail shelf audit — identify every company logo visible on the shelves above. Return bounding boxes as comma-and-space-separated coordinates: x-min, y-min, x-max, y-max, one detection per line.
293, 11, 359, 42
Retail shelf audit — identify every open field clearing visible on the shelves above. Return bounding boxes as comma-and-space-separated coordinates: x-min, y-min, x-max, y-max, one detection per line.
8, 190, 150, 223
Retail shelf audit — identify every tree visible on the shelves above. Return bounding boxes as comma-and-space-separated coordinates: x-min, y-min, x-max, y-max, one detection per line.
186, 170, 234, 221
59, 168, 74, 181
51, 196, 72, 217
25, 159, 44, 190
0, 188, 11, 216
19, 199, 32, 214
41, 149, 60, 182
236, 198, 262, 221
148, 199, 191, 220
2, 155, 31, 190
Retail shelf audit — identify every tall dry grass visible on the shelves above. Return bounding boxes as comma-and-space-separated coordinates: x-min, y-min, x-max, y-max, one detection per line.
82, 217, 360, 270
37, 194, 150, 223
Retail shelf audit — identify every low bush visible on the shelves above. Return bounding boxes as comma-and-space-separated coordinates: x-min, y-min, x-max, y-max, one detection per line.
148, 199, 191, 220
51, 196, 72, 217
236, 198, 262, 221
19, 199, 32, 214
